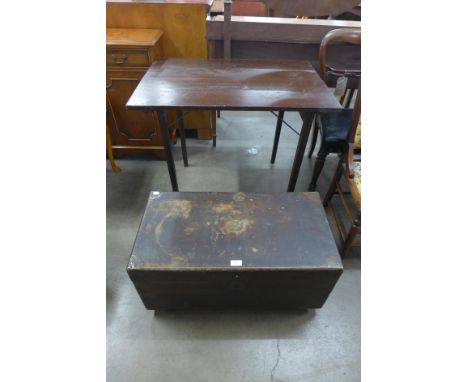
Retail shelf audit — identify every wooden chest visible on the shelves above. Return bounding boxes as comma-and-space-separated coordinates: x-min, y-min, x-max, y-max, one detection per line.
127, 192, 343, 310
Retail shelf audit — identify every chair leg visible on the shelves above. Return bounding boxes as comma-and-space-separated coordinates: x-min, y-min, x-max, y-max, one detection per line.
307, 118, 319, 159
341, 211, 360, 257
176, 110, 188, 167
106, 123, 121, 173
322, 156, 343, 207
308, 146, 329, 191
270, 111, 284, 164
210, 110, 217, 147
344, 88, 355, 109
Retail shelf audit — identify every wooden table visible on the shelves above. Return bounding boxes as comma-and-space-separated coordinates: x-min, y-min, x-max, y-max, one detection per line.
126, 58, 341, 191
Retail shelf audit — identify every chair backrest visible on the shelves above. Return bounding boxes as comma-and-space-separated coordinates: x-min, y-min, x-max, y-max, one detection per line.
318, 28, 361, 90
345, 80, 361, 175
347, 80, 361, 144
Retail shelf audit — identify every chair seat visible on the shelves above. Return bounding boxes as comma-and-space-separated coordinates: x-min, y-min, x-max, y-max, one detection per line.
350, 161, 361, 194
319, 109, 354, 142
354, 118, 361, 149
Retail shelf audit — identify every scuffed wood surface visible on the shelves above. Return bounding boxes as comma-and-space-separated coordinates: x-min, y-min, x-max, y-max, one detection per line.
128, 192, 342, 269
127, 58, 342, 111
127, 192, 343, 310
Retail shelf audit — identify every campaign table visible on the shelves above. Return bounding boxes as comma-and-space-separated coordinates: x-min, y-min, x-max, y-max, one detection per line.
127, 192, 343, 310
126, 58, 342, 191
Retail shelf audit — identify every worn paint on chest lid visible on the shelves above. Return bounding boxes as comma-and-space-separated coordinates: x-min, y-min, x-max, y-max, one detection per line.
128, 192, 342, 270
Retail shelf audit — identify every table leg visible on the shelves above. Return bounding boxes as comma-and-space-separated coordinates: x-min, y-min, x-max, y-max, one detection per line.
176, 110, 189, 167
270, 110, 284, 164
156, 110, 179, 191
287, 112, 314, 192
210, 110, 217, 147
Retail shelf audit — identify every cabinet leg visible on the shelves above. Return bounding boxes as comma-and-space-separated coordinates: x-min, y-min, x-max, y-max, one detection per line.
106, 123, 121, 173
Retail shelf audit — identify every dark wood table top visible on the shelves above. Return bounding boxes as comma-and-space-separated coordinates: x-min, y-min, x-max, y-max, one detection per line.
126, 58, 342, 111
128, 192, 342, 271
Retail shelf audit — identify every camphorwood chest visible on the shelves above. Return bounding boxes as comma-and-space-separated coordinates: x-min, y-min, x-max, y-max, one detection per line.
127, 192, 343, 310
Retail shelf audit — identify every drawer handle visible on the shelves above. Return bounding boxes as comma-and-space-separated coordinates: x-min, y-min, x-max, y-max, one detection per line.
111, 54, 128, 64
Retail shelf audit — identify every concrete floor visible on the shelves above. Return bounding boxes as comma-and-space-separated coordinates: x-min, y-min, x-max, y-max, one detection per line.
107, 111, 360, 382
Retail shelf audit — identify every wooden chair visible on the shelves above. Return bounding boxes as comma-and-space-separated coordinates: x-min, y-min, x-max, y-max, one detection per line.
308, 28, 361, 190
269, 28, 361, 191
322, 81, 361, 257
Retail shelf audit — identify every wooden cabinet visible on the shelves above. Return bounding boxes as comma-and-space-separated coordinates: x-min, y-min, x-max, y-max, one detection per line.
106, 28, 170, 158
106, 1, 214, 140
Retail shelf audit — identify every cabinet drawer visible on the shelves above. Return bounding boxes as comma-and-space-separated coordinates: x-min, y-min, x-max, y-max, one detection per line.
106, 48, 150, 67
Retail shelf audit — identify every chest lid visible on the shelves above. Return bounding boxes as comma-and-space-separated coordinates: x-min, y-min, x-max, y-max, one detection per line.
128, 192, 342, 271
